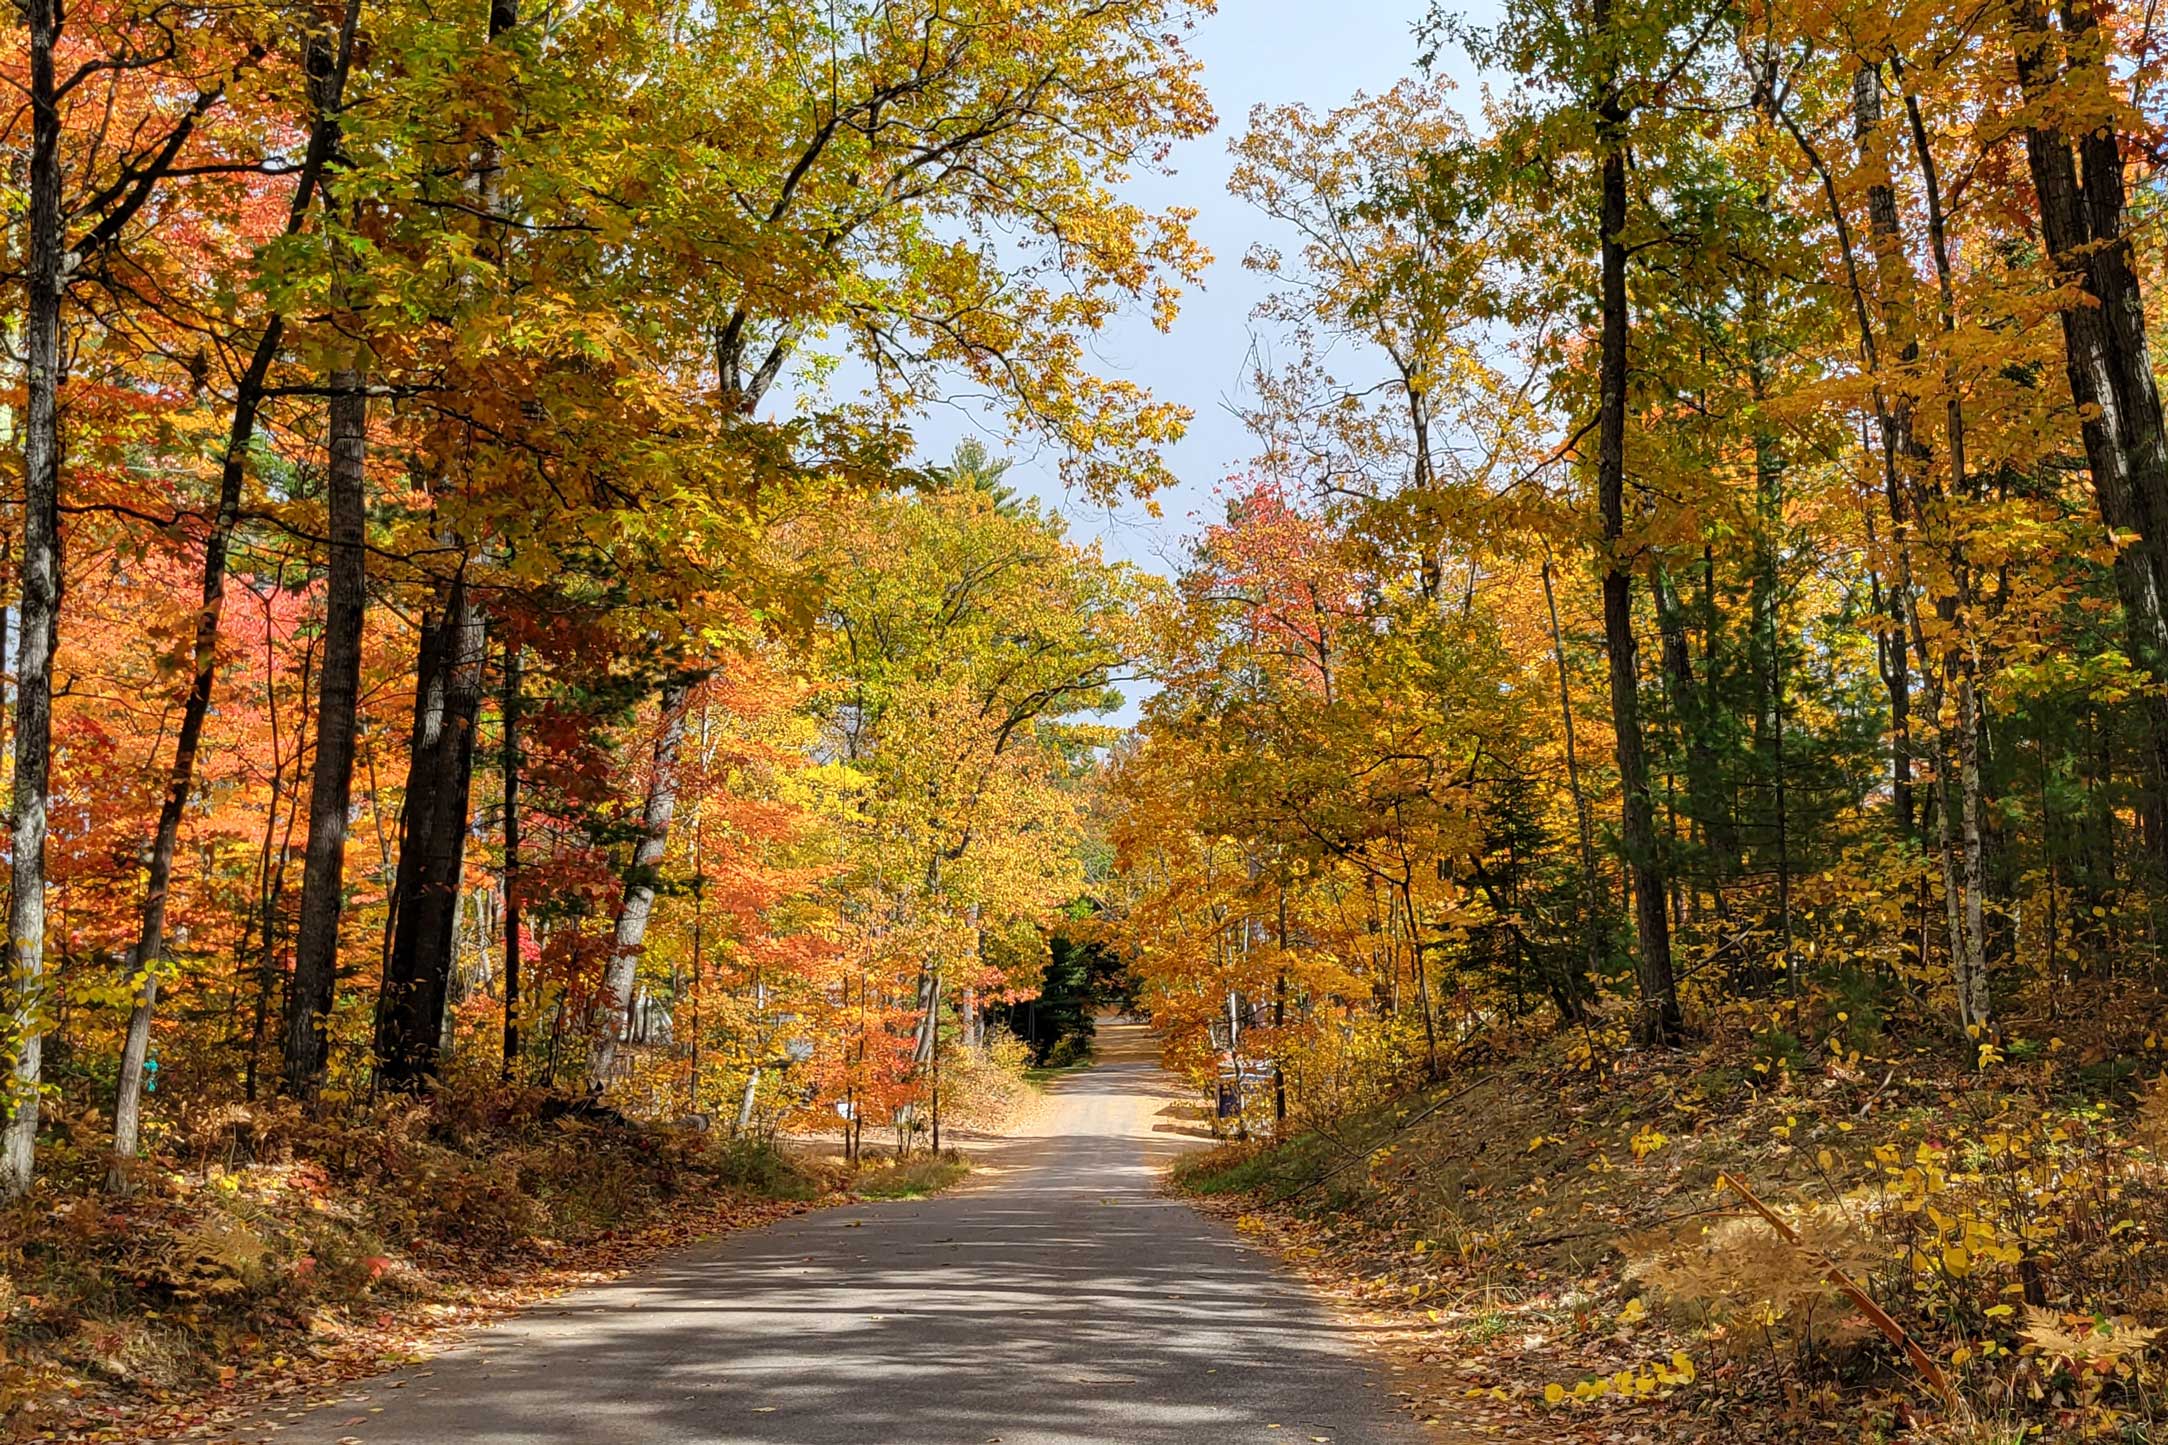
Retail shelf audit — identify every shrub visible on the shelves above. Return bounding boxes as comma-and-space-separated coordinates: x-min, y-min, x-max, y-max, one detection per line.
939, 1030, 1035, 1131
1045, 1033, 1093, 1069
710, 1140, 820, 1201
854, 1152, 969, 1199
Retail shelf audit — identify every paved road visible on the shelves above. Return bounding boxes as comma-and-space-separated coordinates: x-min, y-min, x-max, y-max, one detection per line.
224, 1021, 1418, 1444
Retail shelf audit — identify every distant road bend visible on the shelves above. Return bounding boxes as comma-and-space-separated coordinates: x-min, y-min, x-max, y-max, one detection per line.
226, 1020, 1418, 1445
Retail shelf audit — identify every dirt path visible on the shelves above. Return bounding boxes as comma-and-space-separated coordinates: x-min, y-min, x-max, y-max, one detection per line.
194, 1020, 1417, 1444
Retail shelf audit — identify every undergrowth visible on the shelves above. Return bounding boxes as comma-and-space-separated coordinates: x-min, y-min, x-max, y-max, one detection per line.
0, 1085, 826, 1438
852, 1151, 971, 1200
1173, 978, 2168, 1443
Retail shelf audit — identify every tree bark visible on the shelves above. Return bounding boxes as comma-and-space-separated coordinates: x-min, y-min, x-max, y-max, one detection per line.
2060, 0, 2168, 562
1955, 655, 1992, 1030
499, 642, 522, 1082
1851, 62, 1923, 843
245, 629, 315, 1100
102, 10, 355, 1124
370, 0, 523, 1092
1896, 74, 1994, 1031
2, 0, 63, 1199
280, 365, 368, 1096
910, 855, 944, 1068
1653, 568, 1737, 876
1273, 886, 1288, 1133
2008, 0, 2168, 841
1592, 22, 1680, 1046
1399, 879, 1440, 1076
377, 572, 487, 1090
587, 679, 693, 1090
1540, 554, 1605, 1001
275, 3, 367, 1099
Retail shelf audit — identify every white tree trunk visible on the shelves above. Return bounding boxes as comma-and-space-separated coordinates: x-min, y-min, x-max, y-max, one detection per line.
588, 681, 693, 1090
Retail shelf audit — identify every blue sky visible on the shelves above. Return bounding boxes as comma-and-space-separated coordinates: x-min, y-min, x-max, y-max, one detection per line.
905, 0, 1466, 577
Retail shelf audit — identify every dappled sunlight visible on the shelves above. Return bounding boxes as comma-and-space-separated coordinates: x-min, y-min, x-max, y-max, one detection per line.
200, 1024, 1413, 1445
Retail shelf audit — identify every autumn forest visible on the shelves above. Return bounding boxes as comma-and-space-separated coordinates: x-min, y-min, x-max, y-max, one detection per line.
4, 0, 2168, 1438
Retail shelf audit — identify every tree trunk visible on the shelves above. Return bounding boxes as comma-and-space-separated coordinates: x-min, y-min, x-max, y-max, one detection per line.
1894, 70, 1995, 1031
112, 10, 357, 1166
1851, 62, 1923, 843
245, 632, 314, 1101
587, 679, 693, 1090
1540, 554, 1605, 1002
271, 10, 366, 1099
909, 850, 947, 1070
2008, 0, 2168, 842
1653, 568, 1737, 876
2, 0, 62, 1199
732, 978, 760, 1134
2060, 0, 2168, 571
109, 332, 282, 1184
280, 368, 368, 1096
913, 961, 942, 1068
1956, 654, 1992, 1031
1399, 880, 1440, 1076
1273, 886, 1288, 1133
499, 642, 522, 1082
1772, 626, 1796, 988
736, 1065, 760, 1134
368, 0, 521, 1095
377, 572, 487, 1091
1592, 33, 1680, 1046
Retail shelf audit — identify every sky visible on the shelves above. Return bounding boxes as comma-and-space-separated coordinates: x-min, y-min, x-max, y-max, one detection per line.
903, 0, 1465, 578
859, 0, 1498, 725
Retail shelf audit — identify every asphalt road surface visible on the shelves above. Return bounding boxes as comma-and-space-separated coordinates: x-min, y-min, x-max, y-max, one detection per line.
221, 1020, 1418, 1445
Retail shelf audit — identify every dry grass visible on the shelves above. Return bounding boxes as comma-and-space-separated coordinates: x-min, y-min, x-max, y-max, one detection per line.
0, 1089, 829, 1439
1174, 982, 2168, 1442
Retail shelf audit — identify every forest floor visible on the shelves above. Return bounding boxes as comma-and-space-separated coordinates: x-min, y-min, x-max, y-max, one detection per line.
0, 1096, 987, 1443
1172, 982, 2168, 1443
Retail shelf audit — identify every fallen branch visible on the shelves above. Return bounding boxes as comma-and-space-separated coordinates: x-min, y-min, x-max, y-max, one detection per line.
1854, 1067, 1898, 1117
